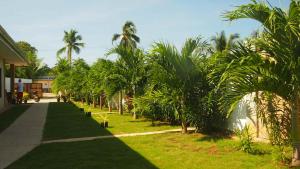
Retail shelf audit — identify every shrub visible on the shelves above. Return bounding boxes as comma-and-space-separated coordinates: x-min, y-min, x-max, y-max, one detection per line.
272, 146, 292, 165
23, 92, 29, 101
235, 125, 254, 153
188, 93, 227, 133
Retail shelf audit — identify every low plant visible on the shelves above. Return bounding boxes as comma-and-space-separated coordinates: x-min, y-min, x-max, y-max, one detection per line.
99, 113, 109, 128
56, 96, 60, 102
235, 125, 254, 153
62, 96, 67, 103
271, 145, 292, 165
23, 92, 29, 103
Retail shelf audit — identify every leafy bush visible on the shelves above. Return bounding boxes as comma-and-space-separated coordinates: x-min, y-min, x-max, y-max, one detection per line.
23, 92, 30, 101
272, 146, 292, 164
133, 88, 179, 125
188, 92, 227, 133
235, 125, 254, 153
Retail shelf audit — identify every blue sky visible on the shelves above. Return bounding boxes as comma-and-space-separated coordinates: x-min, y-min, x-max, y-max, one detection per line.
1, 0, 289, 67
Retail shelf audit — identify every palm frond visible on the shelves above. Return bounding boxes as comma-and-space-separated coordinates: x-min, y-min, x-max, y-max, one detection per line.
57, 47, 66, 56
131, 34, 140, 43
112, 34, 121, 43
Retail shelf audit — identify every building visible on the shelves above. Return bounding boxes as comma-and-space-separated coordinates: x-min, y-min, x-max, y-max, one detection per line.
33, 76, 54, 93
0, 25, 28, 110
5, 78, 32, 92
228, 93, 269, 140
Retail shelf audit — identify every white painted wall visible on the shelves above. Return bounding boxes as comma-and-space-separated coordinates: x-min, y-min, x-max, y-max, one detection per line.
5, 77, 32, 92
228, 93, 257, 131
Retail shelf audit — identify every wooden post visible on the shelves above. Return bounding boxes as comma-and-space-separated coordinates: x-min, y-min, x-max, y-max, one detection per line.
10, 64, 15, 103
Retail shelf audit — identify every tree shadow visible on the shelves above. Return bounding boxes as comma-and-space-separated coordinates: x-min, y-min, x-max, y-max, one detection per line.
128, 119, 151, 123
197, 133, 231, 143
146, 121, 173, 127
7, 102, 158, 169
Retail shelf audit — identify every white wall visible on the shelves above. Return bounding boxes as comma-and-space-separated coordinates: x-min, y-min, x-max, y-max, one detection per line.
5, 77, 32, 92
228, 93, 257, 131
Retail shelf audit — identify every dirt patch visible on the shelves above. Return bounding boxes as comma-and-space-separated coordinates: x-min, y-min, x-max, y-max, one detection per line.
167, 137, 179, 143
207, 145, 219, 155
177, 143, 205, 153
190, 147, 204, 152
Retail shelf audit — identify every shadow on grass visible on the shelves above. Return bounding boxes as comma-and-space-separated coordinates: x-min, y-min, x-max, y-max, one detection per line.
147, 121, 171, 127
197, 134, 231, 143
128, 119, 151, 123
7, 102, 158, 169
246, 147, 271, 156
0, 104, 31, 133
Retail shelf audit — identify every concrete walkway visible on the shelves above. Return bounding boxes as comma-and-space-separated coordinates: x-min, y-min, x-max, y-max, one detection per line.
42, 127, 196, 144
0, 103, 49, 169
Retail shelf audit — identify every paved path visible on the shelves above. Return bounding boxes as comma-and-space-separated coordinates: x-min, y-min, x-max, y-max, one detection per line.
0, 103, 49, 169
42, 127, 196, 144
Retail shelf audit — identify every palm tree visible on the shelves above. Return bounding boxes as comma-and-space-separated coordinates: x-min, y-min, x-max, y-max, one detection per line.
211, 31, 239, 53
57, 29, 84, 65
150, 37, 210, 133
112, 21, 140, 49
111, 21, 140, 114
222, 0, 300, 166
107, 46, 145, 118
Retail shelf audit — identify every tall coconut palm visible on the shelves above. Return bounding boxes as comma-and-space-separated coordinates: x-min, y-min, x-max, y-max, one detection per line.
211, 31, 239, 53
112, 21, 140, 114
112, 21, 140, 49
222, 0, 300, 166
57, 29, 85, 65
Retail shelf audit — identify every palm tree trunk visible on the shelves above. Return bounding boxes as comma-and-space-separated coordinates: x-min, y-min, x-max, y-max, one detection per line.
67, 47, 72, 65
119, 90, 123, 115
93, 97, 96, 108
291, 95, 300, 166
132, 85, 137, 119
179, 98, 188, 134
178, 108, 187, 134
181, 121, 188, 134
108, 100, 112, 112
99, 95, 103, 110
255, 91, 260, 138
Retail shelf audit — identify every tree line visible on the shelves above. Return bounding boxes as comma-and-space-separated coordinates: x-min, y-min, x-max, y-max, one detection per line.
52, 1, 300, 165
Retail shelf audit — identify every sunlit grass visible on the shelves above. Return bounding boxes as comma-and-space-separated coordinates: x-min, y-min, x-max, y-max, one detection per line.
8, 102, 292, 169
74, 101, 179, 134
43, 102, 178, 141
7, 133, 289, 169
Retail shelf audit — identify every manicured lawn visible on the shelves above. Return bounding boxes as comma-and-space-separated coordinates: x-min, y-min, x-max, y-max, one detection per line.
7, 133, 289, 169
0, 104, 31, 133
7, 102, 293, 169
43, 102, 178, 140
43, 103, 107, 140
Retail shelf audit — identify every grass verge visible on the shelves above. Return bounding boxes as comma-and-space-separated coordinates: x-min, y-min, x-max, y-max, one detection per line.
7, 133, 288, 169
43, 102, 178, 141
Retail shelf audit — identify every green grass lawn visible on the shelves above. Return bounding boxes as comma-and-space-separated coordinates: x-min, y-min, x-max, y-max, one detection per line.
7, 133, 290, 169
14, 102, 294, 169
0, 104, 31, 133
43, 102, 178, 141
